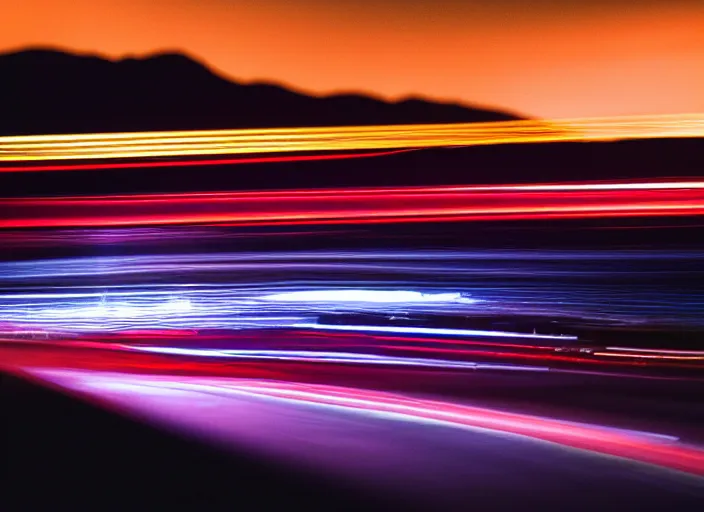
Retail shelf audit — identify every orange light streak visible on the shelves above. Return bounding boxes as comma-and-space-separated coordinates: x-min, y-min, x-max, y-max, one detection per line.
1, 113, 703, 163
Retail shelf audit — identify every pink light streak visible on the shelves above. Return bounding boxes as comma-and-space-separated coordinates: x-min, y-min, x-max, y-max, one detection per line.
1, 181, 703, 229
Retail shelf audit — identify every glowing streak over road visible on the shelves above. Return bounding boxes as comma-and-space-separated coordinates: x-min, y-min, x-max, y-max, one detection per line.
1, 113, 703, 162
222, 381, 704, 475
291, 322, 578, 341
1, 180, 702, 229
260, 290, 474, 304
594, 352, 704, 361
26, 370, 702, 477
605, 347, 704, 356
0, 150, 412, 173
126, 346, 548, 371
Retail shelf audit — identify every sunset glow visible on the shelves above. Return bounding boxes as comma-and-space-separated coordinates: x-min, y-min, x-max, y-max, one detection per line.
3, 0, 703, 118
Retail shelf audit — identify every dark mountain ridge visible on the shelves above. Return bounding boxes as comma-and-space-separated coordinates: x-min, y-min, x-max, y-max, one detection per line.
1, 48, 700, 197
0, 48, 520, 136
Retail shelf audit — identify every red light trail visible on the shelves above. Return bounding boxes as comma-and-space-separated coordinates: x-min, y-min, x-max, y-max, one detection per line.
8, 365, 704, 477
0, 149, 413, 173
1, 181, 702, 229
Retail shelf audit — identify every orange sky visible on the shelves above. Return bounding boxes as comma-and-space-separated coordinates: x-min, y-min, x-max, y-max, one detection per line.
3, 0, 703, 118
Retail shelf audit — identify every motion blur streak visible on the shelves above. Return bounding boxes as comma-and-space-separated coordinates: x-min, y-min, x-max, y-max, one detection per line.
223, 381, 704, 476
590, 347, 704, 362
290, 323, 578, 341
594, 352, 704, 361
1, 113, 703, 162
1, 181, 703, 229
261, 290, 474, 304
1, 247, 702, 331
24, 369, 704, 477
606, 348, 704, 356
0, 150, 412, 173
125, 346, 549, 371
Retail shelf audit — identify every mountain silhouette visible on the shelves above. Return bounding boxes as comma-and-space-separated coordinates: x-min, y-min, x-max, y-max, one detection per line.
0, 48, 520, 136
2, 48, 700, 200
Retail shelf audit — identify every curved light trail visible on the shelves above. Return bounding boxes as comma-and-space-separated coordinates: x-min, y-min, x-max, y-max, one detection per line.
18, 368, 704, 478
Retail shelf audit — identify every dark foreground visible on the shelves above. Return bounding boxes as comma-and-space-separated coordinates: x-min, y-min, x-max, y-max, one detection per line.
3, 349, 704, 511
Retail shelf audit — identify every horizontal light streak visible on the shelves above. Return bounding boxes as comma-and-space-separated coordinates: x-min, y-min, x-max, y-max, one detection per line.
1, 248, 702, 334
1, 113, 703, 163
260, 290, 475, 304
126, 346, 548, 371
605, 347, 704, 356
1, 181, 702, 229
0, 150, 412, 173
594, 352, 704, 361
291, 322, 578, 341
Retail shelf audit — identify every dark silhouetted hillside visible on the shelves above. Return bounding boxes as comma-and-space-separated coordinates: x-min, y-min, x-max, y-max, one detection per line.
0, 48, 520, 136
1, 48, 701, 198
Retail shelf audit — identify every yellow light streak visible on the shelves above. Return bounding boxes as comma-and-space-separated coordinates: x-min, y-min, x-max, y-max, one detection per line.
0, 113, 702, 163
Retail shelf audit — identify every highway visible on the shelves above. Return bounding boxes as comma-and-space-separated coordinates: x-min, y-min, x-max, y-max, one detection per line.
2, 113, 704, 510
3, 355, 704, 510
